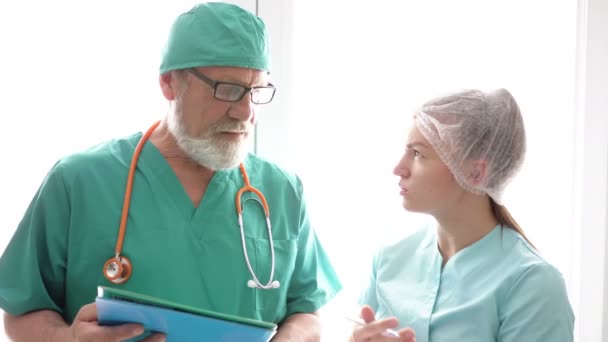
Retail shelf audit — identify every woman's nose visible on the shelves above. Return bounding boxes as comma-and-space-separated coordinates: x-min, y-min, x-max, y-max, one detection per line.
393, 157, 410, 177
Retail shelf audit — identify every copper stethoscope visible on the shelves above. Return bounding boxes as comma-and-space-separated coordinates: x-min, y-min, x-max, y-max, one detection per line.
103, 121, 279, 289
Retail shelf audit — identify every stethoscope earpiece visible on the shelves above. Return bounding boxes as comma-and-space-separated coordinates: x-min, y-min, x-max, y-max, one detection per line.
103, 255, 132, 284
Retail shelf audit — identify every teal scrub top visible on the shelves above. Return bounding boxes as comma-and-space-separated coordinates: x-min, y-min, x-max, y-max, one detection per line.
0, 132, 342, 324
359, 225, 574, 342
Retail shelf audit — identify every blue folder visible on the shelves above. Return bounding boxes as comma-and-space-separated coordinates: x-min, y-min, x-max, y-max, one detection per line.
96, 286, 277, 342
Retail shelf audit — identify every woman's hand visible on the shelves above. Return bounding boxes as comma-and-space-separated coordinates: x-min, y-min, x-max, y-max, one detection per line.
349, 305, 416, 342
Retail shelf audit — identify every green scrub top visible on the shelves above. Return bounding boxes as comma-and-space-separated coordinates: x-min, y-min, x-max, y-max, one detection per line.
359, 225, 574, 342
0, 132, 342, 324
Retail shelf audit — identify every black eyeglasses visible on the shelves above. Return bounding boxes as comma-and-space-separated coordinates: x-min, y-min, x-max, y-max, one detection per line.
187, 68, 276, 104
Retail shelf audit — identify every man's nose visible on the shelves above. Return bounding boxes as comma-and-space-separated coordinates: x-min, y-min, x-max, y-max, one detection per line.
228, 92, 255, 122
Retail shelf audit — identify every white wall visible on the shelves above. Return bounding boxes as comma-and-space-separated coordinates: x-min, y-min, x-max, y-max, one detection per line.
256, 0, 608, 341
571, 0, 608, 340
255, 0, 297, 168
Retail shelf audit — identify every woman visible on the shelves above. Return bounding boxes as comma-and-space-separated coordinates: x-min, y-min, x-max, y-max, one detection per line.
350, 89, 574, 341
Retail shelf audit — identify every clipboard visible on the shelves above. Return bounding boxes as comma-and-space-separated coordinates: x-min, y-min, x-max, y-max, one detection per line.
95, 286, 277, 342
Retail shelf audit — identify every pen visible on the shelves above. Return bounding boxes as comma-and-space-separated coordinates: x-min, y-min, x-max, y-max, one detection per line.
345, 316, 400, 338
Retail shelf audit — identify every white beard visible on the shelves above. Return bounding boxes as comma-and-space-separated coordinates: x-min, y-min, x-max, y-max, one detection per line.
167, 109, 251, 170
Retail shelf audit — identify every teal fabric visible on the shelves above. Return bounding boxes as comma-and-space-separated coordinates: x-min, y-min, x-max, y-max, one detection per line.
0, 132, 341, 324
159, 2, 271, 74
359, 225, 574, 341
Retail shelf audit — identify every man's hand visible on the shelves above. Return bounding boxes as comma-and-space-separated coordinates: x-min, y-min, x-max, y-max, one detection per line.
70, 303, 166, 342
349, 305, 416, 342
271, 312, 321, 341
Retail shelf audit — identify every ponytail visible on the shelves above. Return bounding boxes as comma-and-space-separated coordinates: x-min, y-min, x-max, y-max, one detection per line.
490, 199, 535, 248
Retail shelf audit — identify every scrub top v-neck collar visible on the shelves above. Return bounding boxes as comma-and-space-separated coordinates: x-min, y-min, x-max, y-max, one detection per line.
131, 133, 239, 223
433, 224, 503, 280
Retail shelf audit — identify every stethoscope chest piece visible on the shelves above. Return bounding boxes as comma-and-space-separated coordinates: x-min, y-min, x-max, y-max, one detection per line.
103, 255, 132, 284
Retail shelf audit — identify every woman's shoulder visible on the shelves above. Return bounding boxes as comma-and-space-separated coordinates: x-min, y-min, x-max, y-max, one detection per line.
500, 227, 554, 269
498, 227, 569, 298
497, 229, 574, 328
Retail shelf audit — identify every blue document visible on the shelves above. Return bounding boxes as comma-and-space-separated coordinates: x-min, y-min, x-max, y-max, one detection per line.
96, 286, 277, 342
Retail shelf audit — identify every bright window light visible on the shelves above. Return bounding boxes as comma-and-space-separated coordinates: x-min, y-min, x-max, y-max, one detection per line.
276, 1, 577, 340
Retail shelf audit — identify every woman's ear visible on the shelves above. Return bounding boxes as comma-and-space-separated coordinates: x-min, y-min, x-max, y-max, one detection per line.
467, 159, 489, 186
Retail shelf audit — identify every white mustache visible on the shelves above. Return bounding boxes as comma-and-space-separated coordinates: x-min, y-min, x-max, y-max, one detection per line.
213, 121, 252, 133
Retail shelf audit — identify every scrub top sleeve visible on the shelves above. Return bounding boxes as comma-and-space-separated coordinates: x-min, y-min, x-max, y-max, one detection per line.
284, 177, 342, 317
0, 162, 70, 317
497, 263, 575, 342
357, 253, 379, 312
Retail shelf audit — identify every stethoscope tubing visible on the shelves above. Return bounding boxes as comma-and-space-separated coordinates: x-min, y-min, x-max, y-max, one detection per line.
104, 121, 279, 290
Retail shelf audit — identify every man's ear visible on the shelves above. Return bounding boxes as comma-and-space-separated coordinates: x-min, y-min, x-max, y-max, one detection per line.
467, 159, 489, 187
159, 72, 178, 101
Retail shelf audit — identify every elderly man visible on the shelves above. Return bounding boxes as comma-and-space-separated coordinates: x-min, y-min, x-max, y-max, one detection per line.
0, 3, 341, 341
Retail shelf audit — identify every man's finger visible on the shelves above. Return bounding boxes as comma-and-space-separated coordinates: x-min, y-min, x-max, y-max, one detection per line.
74, 320, 144, 342
74, 303, 98, 322
140, 332, 167, 342
103, 323, 146, 340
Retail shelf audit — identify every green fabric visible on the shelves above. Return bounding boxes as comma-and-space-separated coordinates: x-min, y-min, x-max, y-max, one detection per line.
159, 2, 271, 74
359, 225, 574, 341
0, 133, 341, 324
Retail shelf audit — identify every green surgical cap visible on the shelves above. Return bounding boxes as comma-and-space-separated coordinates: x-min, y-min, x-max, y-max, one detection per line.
159, 2, 271, 74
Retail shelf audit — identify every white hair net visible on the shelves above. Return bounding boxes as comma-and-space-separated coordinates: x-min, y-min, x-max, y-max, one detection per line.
414, 88, 526, 204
